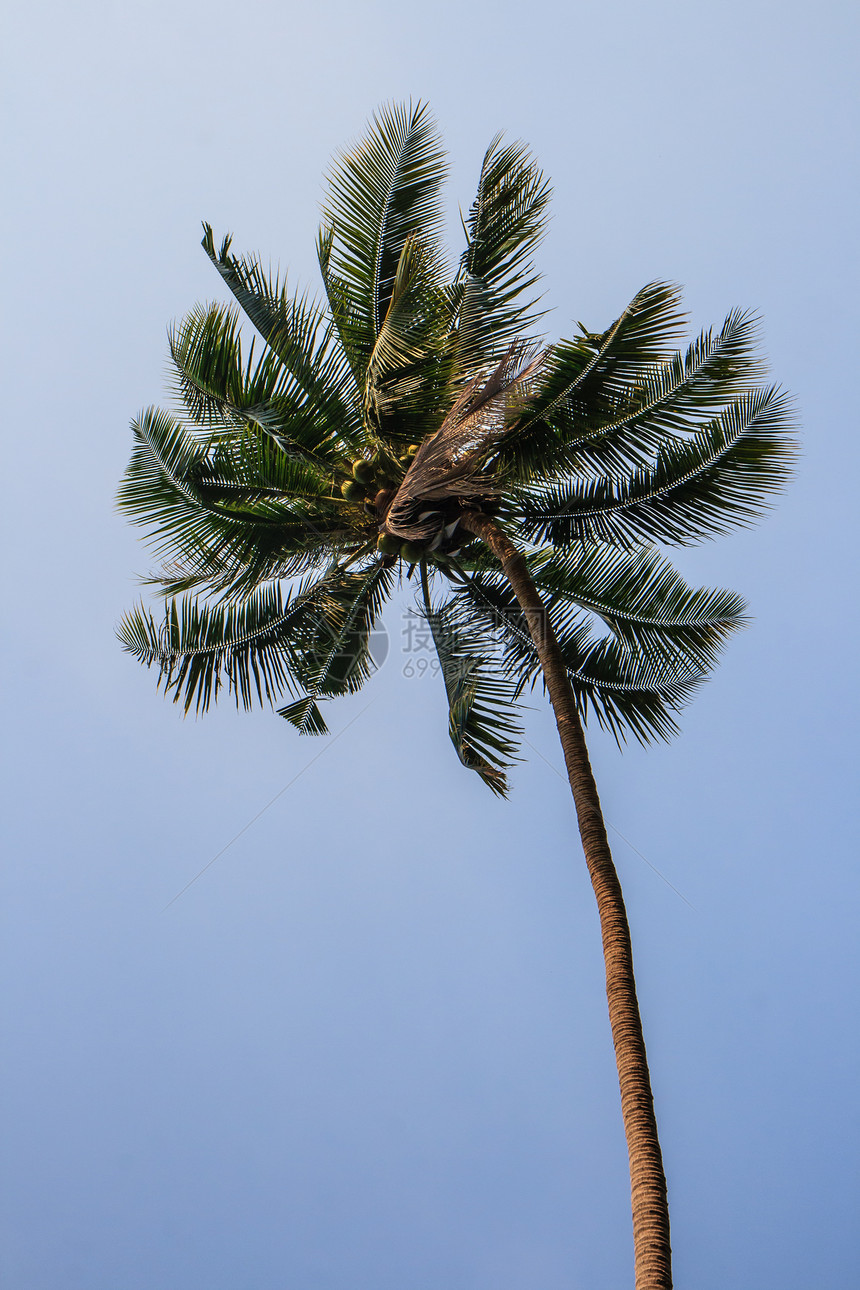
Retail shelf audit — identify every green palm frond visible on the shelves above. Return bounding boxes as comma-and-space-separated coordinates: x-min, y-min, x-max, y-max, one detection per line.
451, 135, 551, 371
542, 278, 684, 404
519, 386, 795, 546
443, 558, 708, 744
191, 427, 335, 509
319, 101, 448, 381
548, 279, 687, 402
505, 307, 767, 482
118, 408, 349, 589
118, 406, 346, 537
363, 234, 454, 438
167, 301, 352, 464
117, 576, 342, 714
562, 633, 703, 745
141, 534, 351, 603
167, 301, 253, 427
418, 581, 522, 797
201, 223, 361, 433
497, 281, 685, 477
278, 695, 330, 736
614, 308, 767, 427
292, 562, 394, 698
529, 544, 747, 673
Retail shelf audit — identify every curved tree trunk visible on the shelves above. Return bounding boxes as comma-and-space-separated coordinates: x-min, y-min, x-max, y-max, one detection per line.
461, 511, 672, 1290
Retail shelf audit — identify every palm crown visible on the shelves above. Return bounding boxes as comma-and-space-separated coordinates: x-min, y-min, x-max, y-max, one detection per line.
118, 101, 793, 795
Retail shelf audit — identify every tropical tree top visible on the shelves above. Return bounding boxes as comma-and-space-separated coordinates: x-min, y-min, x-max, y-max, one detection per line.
118, 101, 794, 794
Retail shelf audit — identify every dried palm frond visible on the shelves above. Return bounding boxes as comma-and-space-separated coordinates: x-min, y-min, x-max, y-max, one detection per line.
384, 340, 547, 541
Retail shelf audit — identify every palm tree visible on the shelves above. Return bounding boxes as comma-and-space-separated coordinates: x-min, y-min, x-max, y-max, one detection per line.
117, 103, 793, 1289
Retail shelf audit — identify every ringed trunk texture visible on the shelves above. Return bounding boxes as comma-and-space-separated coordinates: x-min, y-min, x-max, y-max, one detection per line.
461, 511, 672, 1290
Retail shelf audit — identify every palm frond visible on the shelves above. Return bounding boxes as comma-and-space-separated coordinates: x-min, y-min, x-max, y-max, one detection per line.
117, 577, 342, 714
417, 584, 522, 796
201, 223, 361, 436
292, 562, 395, 698
443, 559, 708, 745
277, 695, 330, 735
563, 633, 703, 745
542, 280, 687, 409
505, 281, 684, 467
191, 426, 334, 509
117, 408, 349, 587
451, 135, 551, 370
530, 544, 748, 673
505, 307, 766, 482
518, 387, 796, 546
319, 101, 448, 381
167, 301, 352, 464
363, 234, 455, 438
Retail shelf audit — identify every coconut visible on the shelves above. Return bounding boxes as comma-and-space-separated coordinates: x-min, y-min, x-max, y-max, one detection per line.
352, 459, 375, 485
399, 542, 425, 563
341, 480, 364, 501
376, 533, 401, 555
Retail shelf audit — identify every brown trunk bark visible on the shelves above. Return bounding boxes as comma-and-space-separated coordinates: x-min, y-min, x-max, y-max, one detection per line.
460, 511, 672, 1290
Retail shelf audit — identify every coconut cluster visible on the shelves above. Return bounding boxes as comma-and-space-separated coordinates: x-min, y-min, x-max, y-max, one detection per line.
376, 533, 426, 562
339, 447, 418, 504
340, 448, 434, 562
340, 448, 469, 564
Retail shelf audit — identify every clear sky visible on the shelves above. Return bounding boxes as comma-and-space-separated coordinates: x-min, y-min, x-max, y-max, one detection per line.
2, 1, 858, 1287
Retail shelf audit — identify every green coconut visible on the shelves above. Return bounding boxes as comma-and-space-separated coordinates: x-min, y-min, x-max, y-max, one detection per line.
376, 533, 401, 555
400, 542, 425, 563
352, 459, 375, 485
341, 479, 365, 501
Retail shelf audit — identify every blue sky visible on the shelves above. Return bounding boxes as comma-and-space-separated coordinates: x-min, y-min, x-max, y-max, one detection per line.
2, 1, 858, 1286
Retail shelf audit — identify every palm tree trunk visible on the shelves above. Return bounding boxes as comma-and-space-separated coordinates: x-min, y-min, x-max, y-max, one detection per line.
461, 511, 672, 1290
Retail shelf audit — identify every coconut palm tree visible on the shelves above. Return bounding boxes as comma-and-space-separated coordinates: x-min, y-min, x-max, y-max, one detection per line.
117, 102, 793, 1289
